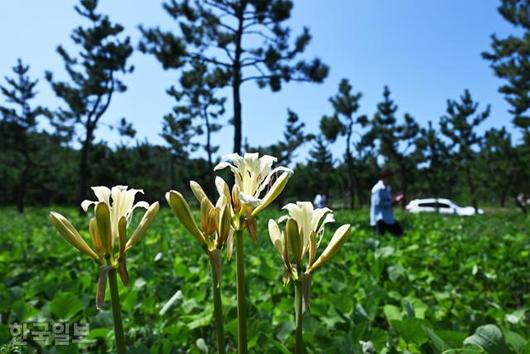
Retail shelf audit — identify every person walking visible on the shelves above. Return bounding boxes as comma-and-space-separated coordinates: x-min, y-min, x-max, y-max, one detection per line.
370, 169, 404, 236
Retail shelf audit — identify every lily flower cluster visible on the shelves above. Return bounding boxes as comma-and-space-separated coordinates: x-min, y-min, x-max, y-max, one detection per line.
49, 186, 159, 308
214, 153, 292, 236
268, 201, 351, 306
166, 180, 232, 283
168, 153, 293, 255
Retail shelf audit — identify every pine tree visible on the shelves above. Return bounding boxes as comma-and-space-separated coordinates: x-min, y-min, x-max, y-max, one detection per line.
0, 59, 51, 213
160, 114, 199, 189
320, 78, 363, 209
46, 0, 133, 204
308, 135, 335, 199
482, 0, 530, 133
367, 86, 419, 207
480, 127, 517, 207
247, 109, 313, 165
440, 90, 490, 213
139, 0, 328, 154
168, 60, 225, 173
415, 121, 454, 201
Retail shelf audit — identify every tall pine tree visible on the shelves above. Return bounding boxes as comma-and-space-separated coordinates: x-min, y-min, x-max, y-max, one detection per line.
46, 0, 133, 204
415, 121, 454, 201
320, 78, 363, 209
168, 60, 226, 173
246, 109, 313, 166
366, 86, 419, 207
440, 90, 490, 213
483, 0, 530, 133
139, 0, 328, 154
0, 59, 50, 213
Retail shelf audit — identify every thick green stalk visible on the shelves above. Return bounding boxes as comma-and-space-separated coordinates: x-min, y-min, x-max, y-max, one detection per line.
294, 280, 304, 354
108, 268, 126, 354
209, 254, 226, 354
235, 230, 248, 354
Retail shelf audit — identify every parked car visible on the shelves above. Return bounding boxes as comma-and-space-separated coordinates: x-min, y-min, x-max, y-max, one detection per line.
405, 198, 484, 216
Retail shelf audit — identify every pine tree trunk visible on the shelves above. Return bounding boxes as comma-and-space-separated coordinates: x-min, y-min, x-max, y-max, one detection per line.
16, 163, 29, 214
170, 154, 176, 188
232, 2, 245, 155
204, 108, 216, 196
16, 139, 30, 214
345, 125, 355, 209
465, 165, 478, 213
399, 165, 407, 209
79, 140, 90, 209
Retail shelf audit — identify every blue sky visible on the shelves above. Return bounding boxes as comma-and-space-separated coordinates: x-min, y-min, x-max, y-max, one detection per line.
0, 1, 517, 161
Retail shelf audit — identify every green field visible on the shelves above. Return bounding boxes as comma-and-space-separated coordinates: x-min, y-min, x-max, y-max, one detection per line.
0, 207, 529, 353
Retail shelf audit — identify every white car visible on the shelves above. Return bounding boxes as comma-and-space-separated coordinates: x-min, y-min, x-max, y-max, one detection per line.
405, 198, 484, 216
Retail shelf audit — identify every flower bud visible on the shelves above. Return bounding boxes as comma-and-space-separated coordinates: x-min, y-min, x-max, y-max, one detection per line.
166, 191, 205, 244
218, 205, 231, 246
95, 202, 113, 257
49, 212, 99, 260
286, 218, 303, 266
251, 171, 292, 216
307, 224, 351, 273
232, 184, 241, 211
126, 202, 160, 251
190, 180, 210, 206
89, 217, 103, 258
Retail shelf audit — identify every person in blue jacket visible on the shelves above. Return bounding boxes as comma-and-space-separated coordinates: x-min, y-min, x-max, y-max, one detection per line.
370, 169, 403, 236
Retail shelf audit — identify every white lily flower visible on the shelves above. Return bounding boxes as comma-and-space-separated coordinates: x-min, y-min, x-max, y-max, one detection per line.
279, 201, 335, 263
269, 201, 351, 275
214, 153, 293, 216
50, 185, 159, 309
81, 186, 150, 246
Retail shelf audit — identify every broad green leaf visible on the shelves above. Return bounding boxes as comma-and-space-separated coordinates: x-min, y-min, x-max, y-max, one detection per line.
49, 292, 84, 319
463, 324, 511, 354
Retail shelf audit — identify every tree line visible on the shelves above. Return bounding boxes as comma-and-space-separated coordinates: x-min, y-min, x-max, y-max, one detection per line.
0, 0, 529, 213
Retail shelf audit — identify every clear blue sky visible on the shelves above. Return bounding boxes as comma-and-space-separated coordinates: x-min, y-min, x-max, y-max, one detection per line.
0, 1, 517, 161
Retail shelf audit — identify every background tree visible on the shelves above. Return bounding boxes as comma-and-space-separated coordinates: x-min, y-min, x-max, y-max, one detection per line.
483, 0, 530, 213
479, 127, 517, 207
139, 0, 328, 154
320, 78, 363, 209
482, 0, 530, 133
365, 86, 419, 207
307, 135, 335, 201
414, 121, 455, 201
0, 59, 50, 213
440, 89, 490, 213
168, 61, 226, 173
46, 0, 133, 204
246, 109, 314, 166
160, 114, 199, 189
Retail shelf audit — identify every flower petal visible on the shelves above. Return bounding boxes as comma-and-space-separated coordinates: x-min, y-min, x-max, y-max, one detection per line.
81, 200, 97, 213
91, 186, 111, 205
239, 192, 261, 207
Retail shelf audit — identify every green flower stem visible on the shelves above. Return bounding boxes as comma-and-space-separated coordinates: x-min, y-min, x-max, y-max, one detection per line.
108, 268, 126, 354
294, 279, 304, 354
209, 254, 226, 354
235, 229, 248, 354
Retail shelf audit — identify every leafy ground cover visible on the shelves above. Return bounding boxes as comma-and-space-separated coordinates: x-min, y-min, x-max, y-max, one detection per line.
0, 207, 528, 353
